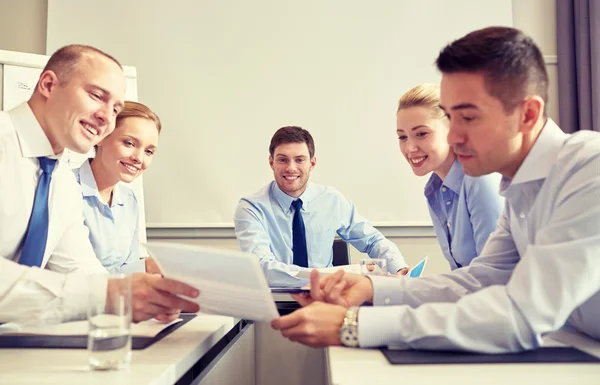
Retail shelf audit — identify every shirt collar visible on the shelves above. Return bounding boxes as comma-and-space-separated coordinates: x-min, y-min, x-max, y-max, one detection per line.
424, 173, 442, 197
272, 181, 315, 214
441, 160, 464, 193
501, 119, 569, 192
9, 102, 60, 160
424, 160, 463, 196
79, 159, 124, 206
112, 184, 125, 206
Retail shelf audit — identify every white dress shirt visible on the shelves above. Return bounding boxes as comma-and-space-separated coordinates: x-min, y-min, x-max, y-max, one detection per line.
358, 119, 600, 352
0, 260, 105, 323
0, 103, 107, 322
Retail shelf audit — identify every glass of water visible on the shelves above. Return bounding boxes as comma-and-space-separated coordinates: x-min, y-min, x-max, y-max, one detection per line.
360, 258, 388, 276
88, 273, 132, 370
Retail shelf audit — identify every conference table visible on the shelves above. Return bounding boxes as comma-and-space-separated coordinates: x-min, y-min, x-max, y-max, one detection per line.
0, 296, 311, 385
0, 314, 252, 385
327, 328, 600, 385
2, 300, 600, 385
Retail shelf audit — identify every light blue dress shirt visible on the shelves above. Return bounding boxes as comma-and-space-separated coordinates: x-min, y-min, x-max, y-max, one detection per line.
358, 119, 600, 352
425, 160, 503, 269
234, 181, 408, 286
73, 160, 144, 274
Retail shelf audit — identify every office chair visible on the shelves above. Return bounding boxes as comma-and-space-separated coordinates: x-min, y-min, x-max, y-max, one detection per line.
332, 239, 350, 266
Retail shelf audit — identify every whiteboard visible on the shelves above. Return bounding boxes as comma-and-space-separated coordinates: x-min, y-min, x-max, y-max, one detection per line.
47, 0, 513, 228
0, 49, 147, 244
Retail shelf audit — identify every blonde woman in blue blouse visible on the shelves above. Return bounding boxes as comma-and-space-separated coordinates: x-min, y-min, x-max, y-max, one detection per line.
396, 84, 504, 269
74, 101, 161, 273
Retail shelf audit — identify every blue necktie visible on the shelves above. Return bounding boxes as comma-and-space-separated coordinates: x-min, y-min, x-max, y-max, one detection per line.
19, 157, 57, 267
291, 199, 308, 268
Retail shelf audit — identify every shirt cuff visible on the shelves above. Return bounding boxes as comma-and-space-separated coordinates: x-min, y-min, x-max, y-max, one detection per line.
369, 275, 407, 306
358, 306, 408, 348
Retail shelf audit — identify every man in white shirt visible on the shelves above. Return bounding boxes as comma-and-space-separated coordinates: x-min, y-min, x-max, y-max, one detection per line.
0, 45, 199, 323
271, 26, 600, 352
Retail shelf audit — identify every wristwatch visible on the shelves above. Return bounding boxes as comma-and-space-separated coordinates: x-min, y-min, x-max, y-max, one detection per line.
339, 306, 360, 347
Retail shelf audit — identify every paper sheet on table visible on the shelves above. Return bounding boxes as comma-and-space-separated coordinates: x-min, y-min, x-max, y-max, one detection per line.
147, 242, 279, 322
295, 264, 362, 279
0, 318, 183, 337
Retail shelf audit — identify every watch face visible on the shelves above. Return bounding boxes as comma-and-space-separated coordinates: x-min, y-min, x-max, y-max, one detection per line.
340, 327, 359, 347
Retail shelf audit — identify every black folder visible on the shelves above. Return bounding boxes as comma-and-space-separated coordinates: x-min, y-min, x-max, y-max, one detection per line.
381, 347, 600, 365
0, 314, 196, 350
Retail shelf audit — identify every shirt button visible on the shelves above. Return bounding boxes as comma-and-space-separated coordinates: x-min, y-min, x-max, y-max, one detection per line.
447, 222, 451, 228
441, 187, 447, 192
446, 201, 451, 206
519, 212, 526, 219
384, 298, 391, 305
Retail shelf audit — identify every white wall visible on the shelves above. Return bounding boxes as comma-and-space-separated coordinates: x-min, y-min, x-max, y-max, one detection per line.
0, 0, 559, 276
512, 0, 559, 123
0, 0, 47, 128
0, 0, 46, 55
46, 0, 512, 230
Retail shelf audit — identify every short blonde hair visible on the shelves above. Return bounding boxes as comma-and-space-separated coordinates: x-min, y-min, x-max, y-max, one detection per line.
397, 83, 445, 120
116, 101, 162, 133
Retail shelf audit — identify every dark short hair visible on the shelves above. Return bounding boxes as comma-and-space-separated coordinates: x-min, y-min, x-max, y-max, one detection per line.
269, 126, 315, 158
435, 26, 548, 116
43, 44, 122, 84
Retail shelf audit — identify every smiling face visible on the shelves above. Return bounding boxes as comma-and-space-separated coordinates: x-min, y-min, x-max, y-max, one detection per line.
269, 142, 316, 198
396, 106, 455, 179
41, 52, 126, 154
94, 116, 159, 185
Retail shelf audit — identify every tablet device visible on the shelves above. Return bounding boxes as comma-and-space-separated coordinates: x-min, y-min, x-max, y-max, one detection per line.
408, 256, 428, 278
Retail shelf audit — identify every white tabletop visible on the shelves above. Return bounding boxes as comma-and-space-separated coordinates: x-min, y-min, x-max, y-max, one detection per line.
0, 314, 237, 385
327, 329, 600, 385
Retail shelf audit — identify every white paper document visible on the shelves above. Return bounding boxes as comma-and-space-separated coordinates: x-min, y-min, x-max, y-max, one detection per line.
295, 264, 362, 279
148, 242, 279, 322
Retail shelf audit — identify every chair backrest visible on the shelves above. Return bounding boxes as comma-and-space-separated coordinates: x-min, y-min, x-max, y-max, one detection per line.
332, 239, 350, 266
